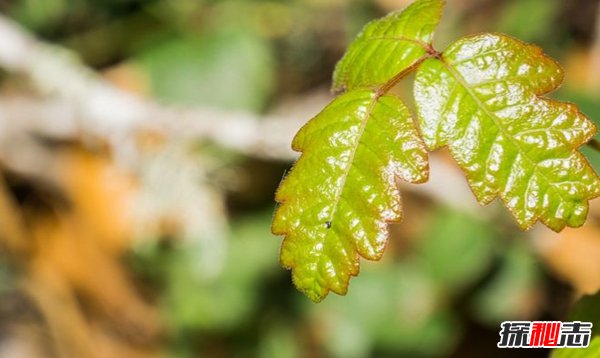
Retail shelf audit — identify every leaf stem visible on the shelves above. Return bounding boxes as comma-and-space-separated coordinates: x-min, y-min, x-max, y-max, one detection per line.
374, 49, 441, 99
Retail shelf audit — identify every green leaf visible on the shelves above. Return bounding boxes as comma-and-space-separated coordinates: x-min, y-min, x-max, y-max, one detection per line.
470, 242, 541, 324
313, 261, 459, 356
138, 30, 274, 111
165, 212, 279, 330
552, 292, 600, 357
567, 292, 600, 329
332, 0, 444, 92
419, 209, 495, 291
552, 339, 600, 358
258, 322, 302, 358
414, 33, 600, 231
272, 89, 428, 301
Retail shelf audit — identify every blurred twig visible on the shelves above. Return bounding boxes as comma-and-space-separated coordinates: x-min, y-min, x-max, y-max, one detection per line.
0, 14, 309, 164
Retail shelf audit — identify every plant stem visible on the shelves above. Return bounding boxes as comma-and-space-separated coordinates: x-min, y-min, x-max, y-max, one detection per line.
374, 49, 441, 99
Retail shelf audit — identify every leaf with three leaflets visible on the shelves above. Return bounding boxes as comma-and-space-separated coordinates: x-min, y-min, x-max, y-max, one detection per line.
272, 89, 428, 301
274, 0, 600, 302
414, 34, 600, 231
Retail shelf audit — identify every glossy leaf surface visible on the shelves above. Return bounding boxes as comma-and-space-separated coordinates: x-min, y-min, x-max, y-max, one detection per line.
414, 33, 600, 231
272, 89, 428, 301
332, 0, 444, 92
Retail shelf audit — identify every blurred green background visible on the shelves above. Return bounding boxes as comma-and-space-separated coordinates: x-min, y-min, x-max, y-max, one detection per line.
0, 0, 599, 357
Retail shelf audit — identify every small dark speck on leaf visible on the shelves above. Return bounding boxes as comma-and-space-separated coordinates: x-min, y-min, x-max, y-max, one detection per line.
325, 221, 331, 229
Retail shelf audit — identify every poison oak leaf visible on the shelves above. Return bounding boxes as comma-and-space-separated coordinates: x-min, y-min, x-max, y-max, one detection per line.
332, 0, 444, 92
274, 0, 600, 301
414, 33, 600, 231
272, 90, 428, 301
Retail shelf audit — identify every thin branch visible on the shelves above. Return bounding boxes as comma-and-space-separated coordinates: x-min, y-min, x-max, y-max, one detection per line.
0, 15, 314, 164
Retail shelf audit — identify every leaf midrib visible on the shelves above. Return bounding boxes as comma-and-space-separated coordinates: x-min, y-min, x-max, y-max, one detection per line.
325, 94, 378, 239
326, 51, 435, 242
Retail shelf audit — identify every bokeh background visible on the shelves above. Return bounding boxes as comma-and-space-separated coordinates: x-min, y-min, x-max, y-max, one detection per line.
0, 0, 599, 357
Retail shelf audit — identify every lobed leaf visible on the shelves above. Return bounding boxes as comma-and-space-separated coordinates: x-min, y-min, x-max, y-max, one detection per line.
272, 89, 428, 301
332, 0, 444, 92
414, 33, 600, 231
